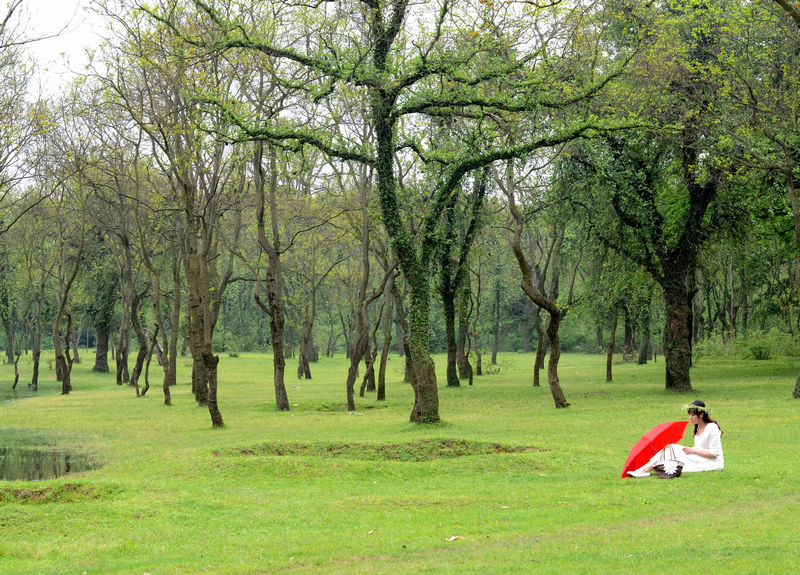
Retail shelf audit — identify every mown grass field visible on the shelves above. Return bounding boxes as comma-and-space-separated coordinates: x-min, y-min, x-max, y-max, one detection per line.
1, 350, 799, 574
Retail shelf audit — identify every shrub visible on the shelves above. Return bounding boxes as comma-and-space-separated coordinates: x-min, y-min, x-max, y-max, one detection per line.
694, 329, 800, 361
749, 342, 771, 360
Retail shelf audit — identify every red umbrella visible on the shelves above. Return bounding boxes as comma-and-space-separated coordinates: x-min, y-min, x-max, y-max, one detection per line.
621, 420, 689, 478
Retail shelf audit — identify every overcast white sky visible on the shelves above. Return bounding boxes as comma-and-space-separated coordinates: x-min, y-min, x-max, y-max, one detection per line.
23, 0, 106, 93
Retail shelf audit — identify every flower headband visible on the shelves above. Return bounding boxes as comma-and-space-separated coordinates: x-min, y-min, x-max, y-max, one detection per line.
684, 403, 710, 414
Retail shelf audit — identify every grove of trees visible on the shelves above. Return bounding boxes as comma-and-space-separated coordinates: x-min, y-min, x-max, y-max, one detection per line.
3, 0, 800, 426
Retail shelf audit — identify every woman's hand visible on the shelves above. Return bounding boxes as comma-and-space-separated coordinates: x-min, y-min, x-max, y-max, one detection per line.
683, 446, 714, 458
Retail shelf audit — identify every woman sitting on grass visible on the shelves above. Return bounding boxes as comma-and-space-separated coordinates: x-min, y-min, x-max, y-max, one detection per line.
628, 399, 724, 477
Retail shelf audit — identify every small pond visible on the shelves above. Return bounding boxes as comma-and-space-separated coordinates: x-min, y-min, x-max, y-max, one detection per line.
0, 429, 101, 481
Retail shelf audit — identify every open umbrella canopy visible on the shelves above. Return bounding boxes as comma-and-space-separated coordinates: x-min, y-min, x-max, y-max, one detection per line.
621, 420, 689, 478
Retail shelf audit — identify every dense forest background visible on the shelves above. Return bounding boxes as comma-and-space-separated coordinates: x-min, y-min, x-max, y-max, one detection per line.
2, 0, 800, 424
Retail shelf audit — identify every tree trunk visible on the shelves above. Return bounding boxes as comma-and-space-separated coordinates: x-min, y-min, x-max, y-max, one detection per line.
346, 332, 368, 410
637, 313, 651, 365
439, 167, 487, 387
785, 169, 800, 399
533, 306, 545, 387
545, 313, 570, 408
491, 278, 500, 365
377, 271, 395, 401
94, 325, 111, 372
56, 313, 76, 396
371, 52, 439, 423
392, 282, 413, 383
623, 305, 635, 357
54, 227, 85, 395
505, 164, 571, 408
522, 298, 532, 353
200, 351, 221, 426
184, 237, 223, 426
297, 317, 313, 379
346, 175, 373, 409
607, 301, 617, 382
116, 286, 131, 386
2, 306, 14, 365
70, 329, 81, 365
662, 275, 693, 392
31, 294, 43, 391
167, 252, 182, 388
360, 349, 378, 396
128, 290, 148, 396
470, 268, 483, 377
12, 326, 22, 389
141, 326, 159, 398
456, 275, 473, 386
443, 287, 460, 387
254, 142, 289, 412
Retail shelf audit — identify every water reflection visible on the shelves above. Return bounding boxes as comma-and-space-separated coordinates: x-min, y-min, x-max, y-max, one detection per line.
0, 447, 99, 481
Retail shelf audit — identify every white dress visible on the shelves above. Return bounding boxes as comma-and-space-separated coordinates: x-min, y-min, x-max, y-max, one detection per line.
652, 423, 724, 472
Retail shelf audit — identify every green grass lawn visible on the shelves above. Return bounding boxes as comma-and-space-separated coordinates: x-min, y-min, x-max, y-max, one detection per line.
1, 351, 799, 574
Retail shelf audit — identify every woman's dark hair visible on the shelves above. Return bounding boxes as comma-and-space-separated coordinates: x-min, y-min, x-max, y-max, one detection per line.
687, 399, 723, 435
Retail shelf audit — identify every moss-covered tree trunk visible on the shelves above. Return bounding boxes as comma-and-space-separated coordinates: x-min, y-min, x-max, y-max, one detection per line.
368, 8, 440, 422
372, 114, 440, 421
662, 273, 693, 392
